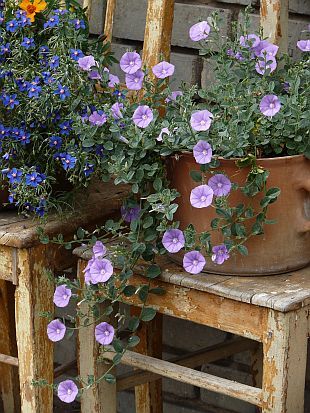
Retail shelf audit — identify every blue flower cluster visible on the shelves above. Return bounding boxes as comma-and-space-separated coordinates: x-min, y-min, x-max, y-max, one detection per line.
0, 123, 31, 145
6, 10, 31, 33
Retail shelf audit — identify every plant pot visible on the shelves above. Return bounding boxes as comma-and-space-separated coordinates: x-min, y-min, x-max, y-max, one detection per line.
166, 153, 310, 276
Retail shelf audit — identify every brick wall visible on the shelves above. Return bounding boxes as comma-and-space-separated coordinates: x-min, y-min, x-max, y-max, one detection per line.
60, 2, 310, 412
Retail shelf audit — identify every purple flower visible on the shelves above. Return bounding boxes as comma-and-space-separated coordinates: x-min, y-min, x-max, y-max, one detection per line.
193, 140, 212, 164
89, 110, 107, 126
239, 34, 260, 49
208, 174, 231, 197
47, 319, 66, 342
183, 251, 206, 274
259, 94, 281, 117
95, 322, 115, 345
53, 285, 72, 308
121, 205, 140, 222
211, 244, 230, 265
120, 51, 142, 74
297, 40, 310, 52
93, 240, 107, 258
88, 70, 102, 80
255, 56, 277, 75
132, 105, 153, 128
78, 55, 97, 71
254, 40, 278, 57
152, 61, 175, 79
162, 229, 185, 253
57, 380, 78, 404
189, 21, 210, 42
125, 69, 144, 90
157, 127, 170, 142
83, 257, 95, 285
108, 73, 120, 87
7, 168, 22, 184
111, 102, 123, 119
165, 90, 183, 103
190, 110, 213, 131
89, 258, 113, 284
190, 184, 213, 208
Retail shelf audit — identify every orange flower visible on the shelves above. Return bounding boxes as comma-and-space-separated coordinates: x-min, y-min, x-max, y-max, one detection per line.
19, 0, 47, 22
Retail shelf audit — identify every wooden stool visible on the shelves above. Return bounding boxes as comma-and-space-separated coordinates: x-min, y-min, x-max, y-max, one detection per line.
0, 183, 128, 413
75, 250, 310, 413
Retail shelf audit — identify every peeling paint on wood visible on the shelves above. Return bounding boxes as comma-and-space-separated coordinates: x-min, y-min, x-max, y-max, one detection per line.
15, 246, 54, 413
262, 308, 308, 412
260, 0, 289, 53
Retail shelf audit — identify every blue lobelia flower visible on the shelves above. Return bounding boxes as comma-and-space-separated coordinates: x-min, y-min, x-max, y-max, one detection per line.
21, 37, 35, 49
60, 153, 77, 170
44, 14, 60, 29
54, 84, 70, 100
49, 55, 60, 69
25, 172, 43, 187
7, 168, 22, 184
70, 18, 86, 30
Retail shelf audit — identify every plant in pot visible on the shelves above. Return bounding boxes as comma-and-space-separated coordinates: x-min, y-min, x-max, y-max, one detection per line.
5, 6, 309, 402
0, 0, 118, 214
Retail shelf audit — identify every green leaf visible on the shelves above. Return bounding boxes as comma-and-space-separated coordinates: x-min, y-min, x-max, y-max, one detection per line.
141, 307, 156, 322
190, 170, 202, 183
77, 227, 85, 239
146, 264, 161, 279
113, 339, 123, 353
128, 316, 140, 332
138, 285, 149, 302
153, 177, 162, 191
127, 335, 140, 348
211, 218, 220, 229
265, 187, 281, 199
149, 287, 165, 295
237, 244, 248, 256
113, 353, 123, 365
123, 285, 137, 297
104, 374, 116, 384
143, 216, 153, 229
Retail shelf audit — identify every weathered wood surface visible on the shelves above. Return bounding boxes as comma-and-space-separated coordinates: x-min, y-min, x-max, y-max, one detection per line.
260, 0, 289, 53
103, 348, 263, 406
133, 310, 163, 413
77, 257, 266, 341
15, 246, 54, 413
117, 337, 257, 391
77, 260, 117, 413
0, 245, 15, 282
104, 0, 117, 43
262, 307, 308, 413
142, 0, 174, 72
0, 182, 129, 249
0, 280, 20, 412
75, 248, 310, 313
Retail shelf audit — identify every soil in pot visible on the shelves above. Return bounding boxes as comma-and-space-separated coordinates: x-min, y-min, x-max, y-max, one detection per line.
167, 153, 310, 276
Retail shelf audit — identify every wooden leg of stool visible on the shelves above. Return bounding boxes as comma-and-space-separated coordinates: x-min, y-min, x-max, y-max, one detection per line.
77, 260, 117, 413
15, 247, 54, 413
262, 308, 308, 413
0, 280, 20, 412
134, 310, 163, 413
250, 342, 262, 413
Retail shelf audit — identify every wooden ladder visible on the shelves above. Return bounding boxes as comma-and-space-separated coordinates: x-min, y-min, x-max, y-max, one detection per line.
84, 0, 289, 69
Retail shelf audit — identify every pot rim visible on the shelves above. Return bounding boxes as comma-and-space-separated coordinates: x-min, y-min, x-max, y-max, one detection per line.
173, 152, 306, 163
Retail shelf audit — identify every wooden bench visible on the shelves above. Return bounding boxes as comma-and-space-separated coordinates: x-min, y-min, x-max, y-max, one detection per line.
75, 249, 310, 413
0, 182, 128, 413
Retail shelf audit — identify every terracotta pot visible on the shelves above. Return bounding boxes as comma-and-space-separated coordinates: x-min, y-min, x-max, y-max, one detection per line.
166, 153, 310, 276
